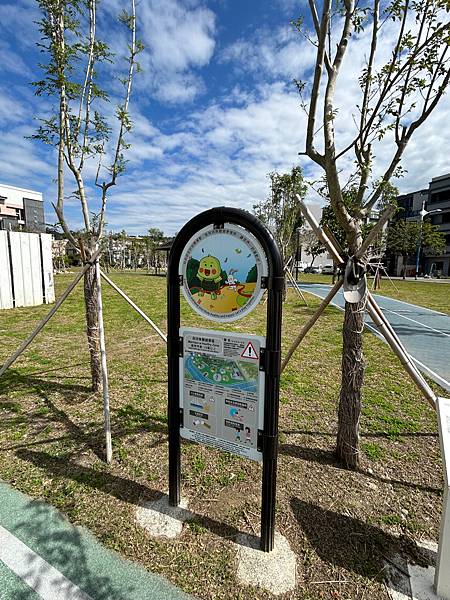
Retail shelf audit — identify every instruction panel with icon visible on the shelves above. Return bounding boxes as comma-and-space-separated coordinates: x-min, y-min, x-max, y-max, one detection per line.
179, 327, 265, 461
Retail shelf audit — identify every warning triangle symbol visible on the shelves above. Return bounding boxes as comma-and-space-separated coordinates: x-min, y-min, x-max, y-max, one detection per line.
241, 341, 259, 360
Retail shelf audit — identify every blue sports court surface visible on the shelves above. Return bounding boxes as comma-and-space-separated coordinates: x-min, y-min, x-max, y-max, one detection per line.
298, 283, 450, 393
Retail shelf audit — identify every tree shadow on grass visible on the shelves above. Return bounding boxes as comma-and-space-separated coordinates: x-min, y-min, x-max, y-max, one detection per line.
10, 499, 136, 600
0, 370, 167, 460
0, 369, 91, 396
290, 497, 431, 579
279, 443, 441, 495
16, 449, 244, 544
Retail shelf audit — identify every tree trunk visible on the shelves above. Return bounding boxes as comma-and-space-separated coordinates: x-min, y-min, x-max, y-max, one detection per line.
84, 260, 102, 392
336, 298, 365, 469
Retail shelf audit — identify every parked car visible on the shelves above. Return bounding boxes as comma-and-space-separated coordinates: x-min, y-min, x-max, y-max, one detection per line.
304, 265, 322, 274
294, 261, 308, 272
321, 265, 334, 275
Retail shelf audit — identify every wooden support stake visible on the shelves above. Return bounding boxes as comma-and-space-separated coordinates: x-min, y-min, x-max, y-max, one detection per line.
355, 204, 395, 260
95, 257, 113, 463
100, 270, 167, 343
0, 249, 102, 377
285, 266, 308, 306
366, 293, 437, 408
281, 278, 343, 373
296, 195, 344, 265
284, 208, 436, 407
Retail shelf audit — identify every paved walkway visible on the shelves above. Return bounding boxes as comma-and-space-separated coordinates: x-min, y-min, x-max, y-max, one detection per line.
297, 283, 450, 393
0, 482, 192, 600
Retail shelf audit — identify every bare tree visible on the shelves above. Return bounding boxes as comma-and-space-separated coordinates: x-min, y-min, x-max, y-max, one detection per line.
296, 0, 450, 467
33, 0, 142, 391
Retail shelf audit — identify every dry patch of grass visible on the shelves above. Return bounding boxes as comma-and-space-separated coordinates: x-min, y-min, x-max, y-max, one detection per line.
0, 271, 446, 599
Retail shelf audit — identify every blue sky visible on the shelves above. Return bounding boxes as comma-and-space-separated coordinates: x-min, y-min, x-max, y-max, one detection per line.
1, 0, 450, 236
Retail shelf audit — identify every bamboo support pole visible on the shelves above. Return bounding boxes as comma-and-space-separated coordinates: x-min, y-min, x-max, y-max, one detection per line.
0, 249, 102, 377
283, 205, 437, 407
100, 270, 167, 343
95, 258, 113, 463
285, 267, 308, 306
281, 278, 343, 373
296, 195, 344, 265
366, 293, 437, 408
355, 204, 396, 259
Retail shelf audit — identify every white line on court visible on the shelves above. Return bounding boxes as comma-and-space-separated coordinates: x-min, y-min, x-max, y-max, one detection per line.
302, 284, 450, 338
370, 293, 449, 317
300, 282, 450, 318
300, 286, 450, 392
0, 525, 93, 600
410, 357, 450, 392
381, 307, 450, 339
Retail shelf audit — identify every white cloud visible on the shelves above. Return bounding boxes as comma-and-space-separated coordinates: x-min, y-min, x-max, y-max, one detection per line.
2, 0, 450, 239
0, 41, 33, 78
220, 25, 316, 80
105, 0, 216, 104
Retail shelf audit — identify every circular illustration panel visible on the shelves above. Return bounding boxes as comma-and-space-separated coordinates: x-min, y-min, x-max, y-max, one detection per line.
179, 223, 269, 322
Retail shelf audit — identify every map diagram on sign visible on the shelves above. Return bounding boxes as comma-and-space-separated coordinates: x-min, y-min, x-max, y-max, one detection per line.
185, 354, 258, 393
180, 328, 265, 461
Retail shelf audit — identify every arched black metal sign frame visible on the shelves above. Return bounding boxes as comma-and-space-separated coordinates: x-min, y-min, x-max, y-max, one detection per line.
167, 207, 283, 552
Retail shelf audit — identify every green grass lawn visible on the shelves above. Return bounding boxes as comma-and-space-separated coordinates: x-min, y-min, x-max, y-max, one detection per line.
299, 272, 450, 313
0, 271, 447, 599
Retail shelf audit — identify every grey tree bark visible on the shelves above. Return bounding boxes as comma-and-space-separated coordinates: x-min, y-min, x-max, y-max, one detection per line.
83, 258, 101, 392
336, 298, 365, 468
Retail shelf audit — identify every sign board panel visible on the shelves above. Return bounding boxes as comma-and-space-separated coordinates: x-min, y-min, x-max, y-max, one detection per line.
435, 397, 450, 597
179, 327, 265, 461
179, 223, 269, 322
437, 397, 450, 488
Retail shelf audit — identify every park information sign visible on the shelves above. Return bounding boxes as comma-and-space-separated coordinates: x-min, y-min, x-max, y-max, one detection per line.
180, 223, 268, 322
167, 207, 283, 551
180, 327, 265, 461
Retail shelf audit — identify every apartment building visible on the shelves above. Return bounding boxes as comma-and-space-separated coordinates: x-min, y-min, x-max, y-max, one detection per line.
394, 174, 450, 277
426, 173, 450, 276
0, 183, 45, 233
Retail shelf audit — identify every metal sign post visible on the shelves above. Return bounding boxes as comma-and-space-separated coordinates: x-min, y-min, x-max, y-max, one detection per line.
167, 207, 283, 552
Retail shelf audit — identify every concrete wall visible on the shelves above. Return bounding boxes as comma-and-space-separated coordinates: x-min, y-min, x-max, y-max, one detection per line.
0, 231, 55, 309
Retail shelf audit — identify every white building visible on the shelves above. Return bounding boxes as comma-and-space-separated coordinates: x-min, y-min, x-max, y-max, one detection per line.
0, 183, 45, 232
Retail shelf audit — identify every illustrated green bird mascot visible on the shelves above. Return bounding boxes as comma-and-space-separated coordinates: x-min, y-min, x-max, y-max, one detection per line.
197, 255, 223, 300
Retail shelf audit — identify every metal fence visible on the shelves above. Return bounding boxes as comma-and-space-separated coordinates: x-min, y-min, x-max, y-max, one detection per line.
0, 231, 55, 310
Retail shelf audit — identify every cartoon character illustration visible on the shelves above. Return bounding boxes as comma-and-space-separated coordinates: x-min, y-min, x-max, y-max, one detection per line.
197, 255, 223, 300
226, 268, 238, 291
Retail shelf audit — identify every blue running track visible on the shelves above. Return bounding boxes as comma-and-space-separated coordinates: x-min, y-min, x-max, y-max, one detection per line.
297, 282, 450, 393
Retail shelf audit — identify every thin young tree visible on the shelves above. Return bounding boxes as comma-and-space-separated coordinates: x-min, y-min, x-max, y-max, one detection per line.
33, 0, 143, 391
254, 166, 307, 264
295, 0, 450, 467
386, 220, 445, 277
